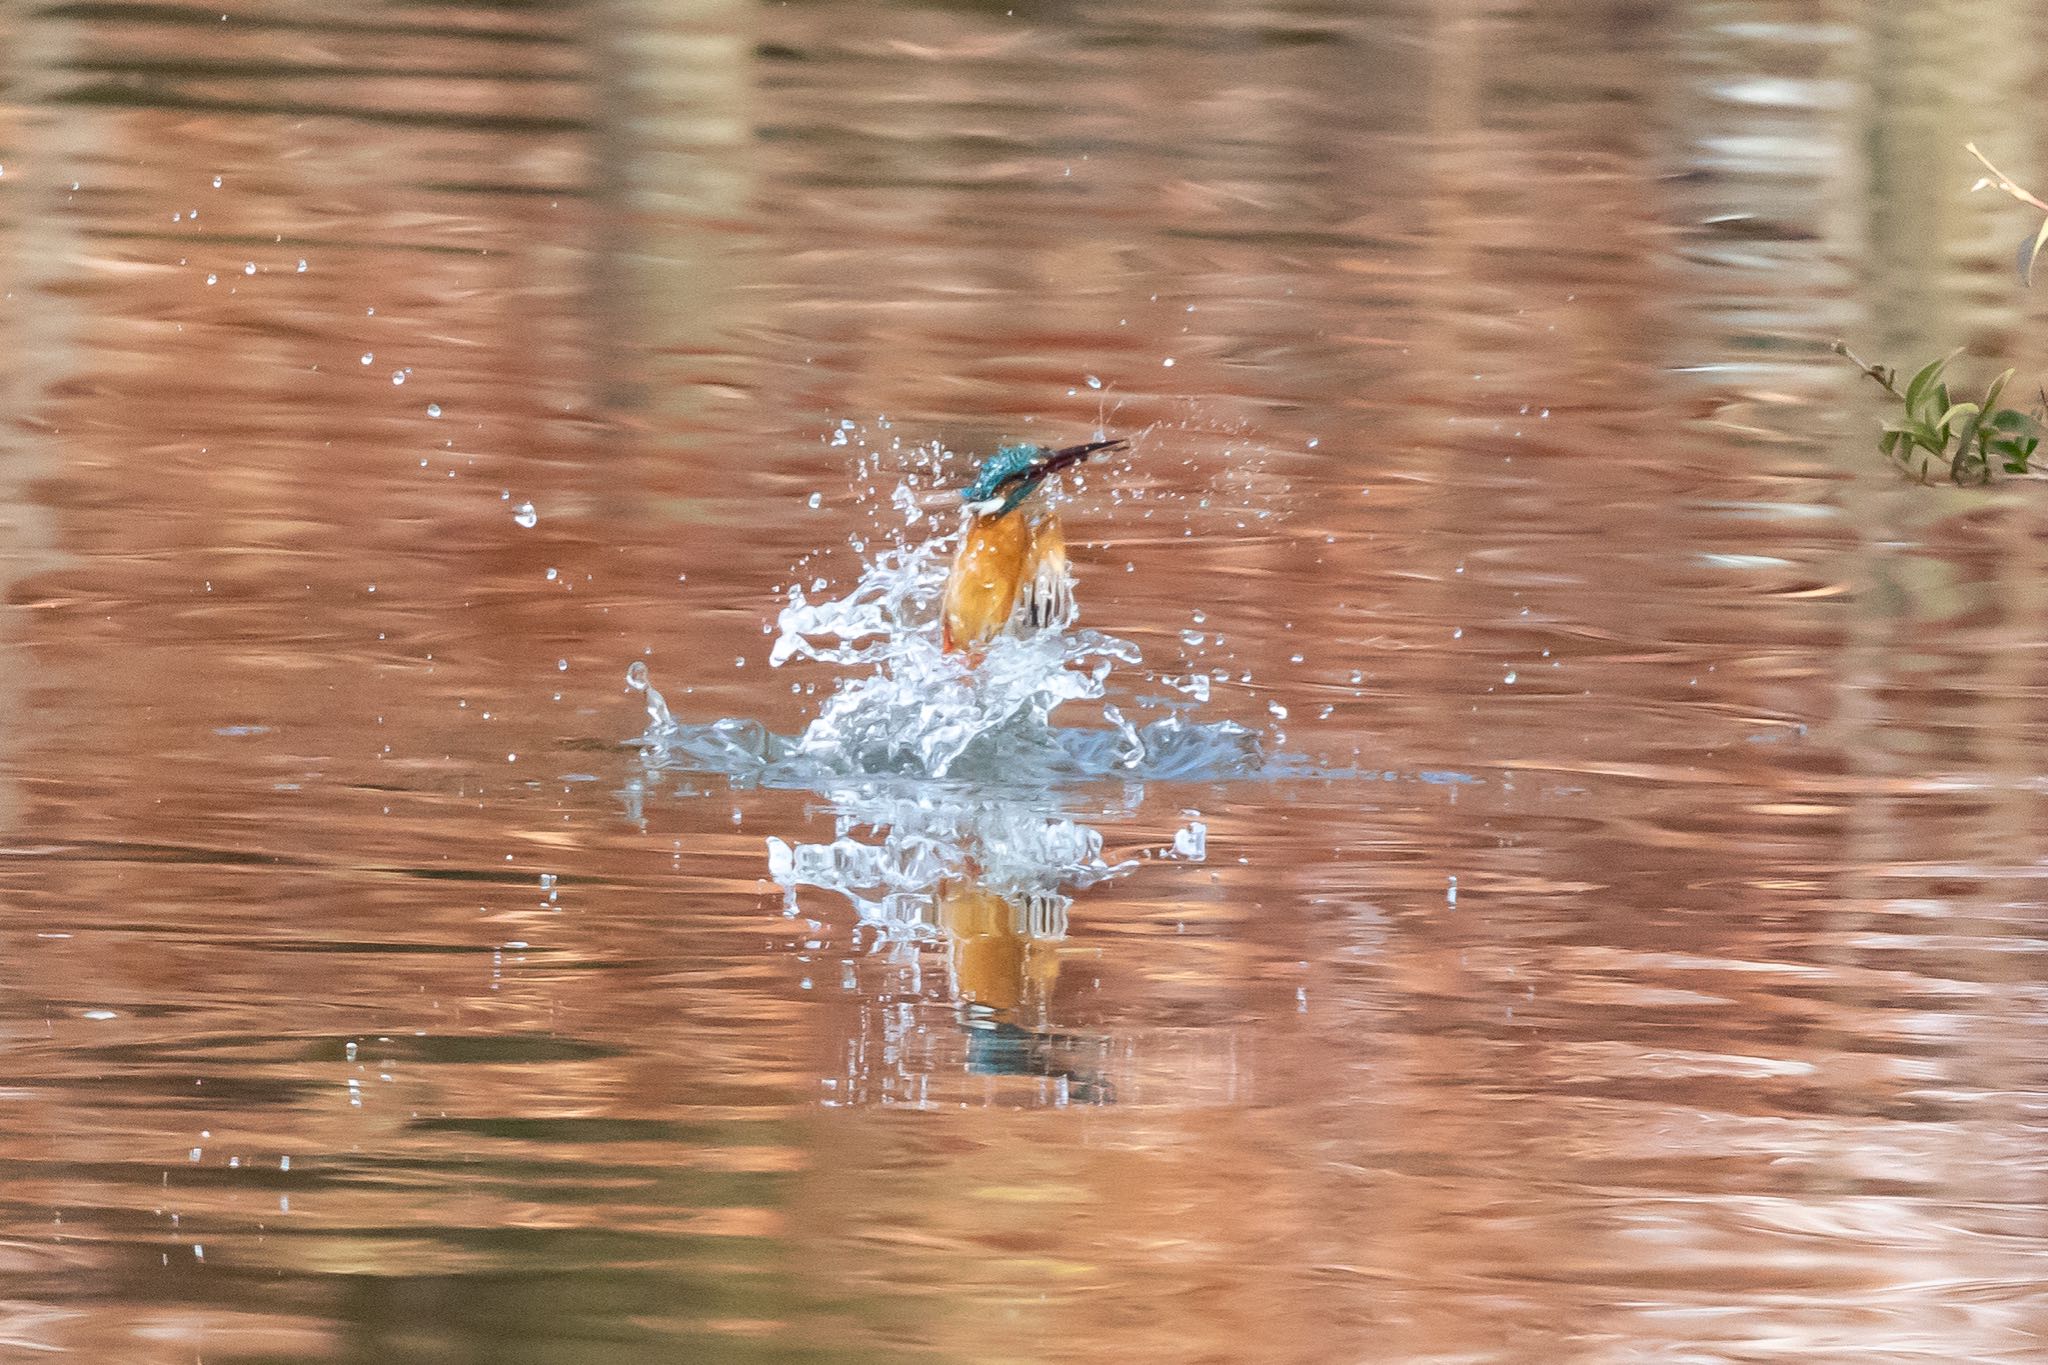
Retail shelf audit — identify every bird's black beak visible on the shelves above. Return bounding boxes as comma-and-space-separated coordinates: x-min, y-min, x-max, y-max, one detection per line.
1029, 438, 1126, 481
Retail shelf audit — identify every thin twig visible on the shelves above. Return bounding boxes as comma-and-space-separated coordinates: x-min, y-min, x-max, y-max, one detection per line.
1966, 142, 2048, 214
1830, 340, 1900, 398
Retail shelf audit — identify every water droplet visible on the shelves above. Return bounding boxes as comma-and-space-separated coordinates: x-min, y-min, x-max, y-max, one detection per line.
204, 273, 217, 286
211, 175, 222, 188
556, 659, 568, 671
1162, 357, 1175, 367
1268, 701, 1288, 720
625, 661, 674, 729
242, 261, 255, 275
426, 403, 441, 417
545, 567, 558, 581
359, 353, 372, 366
1085, 375, 1103, 389
807, 492, 822, 509
1503, 670, 1517, 685
296, 259, 308, 272
512, 501, 537, 528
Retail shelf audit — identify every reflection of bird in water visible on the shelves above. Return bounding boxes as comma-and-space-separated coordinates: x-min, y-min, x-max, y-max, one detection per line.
942, 438, 1125, 657
934, 880, 1063, 1013
934, 877, 1114, 1102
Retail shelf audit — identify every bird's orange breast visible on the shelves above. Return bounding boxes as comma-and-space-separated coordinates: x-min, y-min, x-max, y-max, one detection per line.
943, 509, 1041, 655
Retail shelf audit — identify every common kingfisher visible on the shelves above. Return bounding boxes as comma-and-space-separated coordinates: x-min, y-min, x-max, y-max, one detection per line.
941, 438, 1126, 657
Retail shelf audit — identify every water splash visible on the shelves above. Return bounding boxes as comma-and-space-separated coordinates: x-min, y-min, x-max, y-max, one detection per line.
763, 786, 1156, 934
629, 440, 1253, 992
632, 489, 1264, 788
624, 429, 1346, 1103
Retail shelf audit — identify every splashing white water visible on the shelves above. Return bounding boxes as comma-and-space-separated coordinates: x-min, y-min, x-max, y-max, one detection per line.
765, 788, 1144, 933
628, 441, 1259, 945
633, 472, 1263, 787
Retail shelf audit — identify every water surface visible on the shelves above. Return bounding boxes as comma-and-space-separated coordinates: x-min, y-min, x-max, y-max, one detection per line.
3, 1, 2048, 1361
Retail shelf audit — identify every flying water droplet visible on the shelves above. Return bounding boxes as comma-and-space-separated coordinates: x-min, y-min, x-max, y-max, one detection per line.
512, 501, 537, 528
624, 661, 674, 731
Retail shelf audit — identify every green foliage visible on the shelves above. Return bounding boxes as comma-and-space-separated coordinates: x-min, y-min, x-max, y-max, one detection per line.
1833, 342, 2044, 484
1830, 148, 2048, 487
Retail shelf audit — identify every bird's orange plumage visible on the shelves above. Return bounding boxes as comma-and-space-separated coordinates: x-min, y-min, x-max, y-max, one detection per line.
941, 503, 1069, 656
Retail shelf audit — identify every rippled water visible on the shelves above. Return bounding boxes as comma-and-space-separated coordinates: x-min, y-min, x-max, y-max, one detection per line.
5, 1, 2048, 1360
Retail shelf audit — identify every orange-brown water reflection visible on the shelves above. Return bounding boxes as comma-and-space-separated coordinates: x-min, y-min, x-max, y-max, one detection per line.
4, 0, 2048, 1360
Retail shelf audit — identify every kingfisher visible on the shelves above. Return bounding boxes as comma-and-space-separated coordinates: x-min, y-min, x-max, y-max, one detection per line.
941, 437, 1125, 657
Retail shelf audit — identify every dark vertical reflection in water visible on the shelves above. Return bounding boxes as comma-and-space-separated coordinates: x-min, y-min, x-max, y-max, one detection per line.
1, 0, 2047, 1361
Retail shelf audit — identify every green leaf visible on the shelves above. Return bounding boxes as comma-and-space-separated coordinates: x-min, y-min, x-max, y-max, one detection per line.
1984, 368, 2016, 413
1950, 405, 1990, 482
1938, 401, 1981, 429
1906, 349, 1963, 412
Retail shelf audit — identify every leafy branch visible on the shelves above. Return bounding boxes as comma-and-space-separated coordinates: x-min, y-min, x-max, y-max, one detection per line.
1832, 341, 2041, 484
1835, 147, 2048, 484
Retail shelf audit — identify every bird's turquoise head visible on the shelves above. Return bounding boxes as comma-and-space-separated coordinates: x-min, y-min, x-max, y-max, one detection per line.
961, 438, 1126, 518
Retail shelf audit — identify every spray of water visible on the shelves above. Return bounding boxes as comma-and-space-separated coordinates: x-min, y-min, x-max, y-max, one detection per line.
627, 438, 1255, 939
631, 486, 1263, 789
